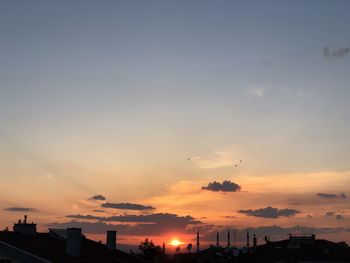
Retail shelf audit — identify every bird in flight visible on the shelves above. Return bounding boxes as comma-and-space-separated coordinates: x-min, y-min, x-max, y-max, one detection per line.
234, 160, 243, 167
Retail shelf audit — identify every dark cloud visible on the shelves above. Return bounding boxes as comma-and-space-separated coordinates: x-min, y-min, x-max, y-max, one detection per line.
325, 212, 345, 220
324, 46, 350, 58
89, 195, 106, 201
50, 213, 202, 236
47, 221, 172, 236
48, 220, 346, 241
101, 202, 155, 210
66, 213, 201, 225
336, 214, 345, 220
93, 210, 105, 213
238, 206, 300, 218
65, 214, 101, 221
202, 180, 241, 192
47, 221, 129, 235
325, 211, 335, 216
317, 193, 347, 199
4, 207, 37, 212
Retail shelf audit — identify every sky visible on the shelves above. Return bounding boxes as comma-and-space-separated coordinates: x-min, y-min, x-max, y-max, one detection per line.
1, 0, 350, 251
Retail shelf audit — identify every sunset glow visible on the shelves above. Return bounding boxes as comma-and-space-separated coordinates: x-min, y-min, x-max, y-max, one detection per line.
1, 1, 350, 255
169, 239, 185, 247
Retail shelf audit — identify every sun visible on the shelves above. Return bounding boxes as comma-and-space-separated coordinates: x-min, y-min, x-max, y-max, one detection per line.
169, 239, 184, 246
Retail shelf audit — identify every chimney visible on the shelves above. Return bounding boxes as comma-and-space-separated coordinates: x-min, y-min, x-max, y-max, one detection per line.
196, 230, 200, 252
106, 230, 116, 250
234, 229, 237, 247
13, 215, 37, 235
253, 234, 257, 247
246, 230, 250, 248
66, 228, 82, 257
227, 228, 231, 247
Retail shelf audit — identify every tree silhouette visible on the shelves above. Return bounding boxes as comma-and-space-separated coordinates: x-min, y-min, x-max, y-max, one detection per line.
138, 238, 162, 260
186, 243, 193, 253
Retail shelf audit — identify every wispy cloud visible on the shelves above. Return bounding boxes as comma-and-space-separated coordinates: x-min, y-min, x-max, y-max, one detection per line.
336, 214, 345, 220
317, 193, 347, 199
297, 91, 304, 97
324, 46, 350, 59
325, 211, 345, 220
248, 86, 265, 97
4, 207, 37, 212
66, 212, 201, 224
89, 195, 106, 201
101, 202, 155, 210
192, 145, 242, 169
50, 213, 202, 236
325, 211, 335, 216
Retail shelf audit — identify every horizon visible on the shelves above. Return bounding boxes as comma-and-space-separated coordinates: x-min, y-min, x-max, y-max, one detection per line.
4, 213, 347, 254
1, 0, 350, 252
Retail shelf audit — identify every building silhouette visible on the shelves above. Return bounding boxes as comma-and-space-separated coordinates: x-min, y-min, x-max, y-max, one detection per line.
0, 216, 148, 263
1, 216, 350, 263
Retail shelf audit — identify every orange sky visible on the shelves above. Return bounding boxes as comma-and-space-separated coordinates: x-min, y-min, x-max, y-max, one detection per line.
1, 0, 350, 252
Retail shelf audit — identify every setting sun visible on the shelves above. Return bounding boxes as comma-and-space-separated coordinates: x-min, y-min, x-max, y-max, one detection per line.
169, 239, 184, 247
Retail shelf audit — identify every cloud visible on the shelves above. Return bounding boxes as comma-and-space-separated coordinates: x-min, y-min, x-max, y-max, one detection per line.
44, 174, 53, 179
47, 221, 129, 235
50, 213, 202, 236
202, 180, 241, 192
67, 214, 102, 220
262, 59, 271, 66
4, 207, 37, 212
325, 212, 345, 220
89, 195, 106, 201
336, 214, 345, 220
93, 210, 106, 213
192, 149, 236, 169
324, 46, 350, 59
101, 202, 155, 210
325, 211, 335, 216
48, 220, 346, 240
248, 87, 265, 97
238, 206, 300, 218
317, 193, 347, 199
66, 213, 201, 225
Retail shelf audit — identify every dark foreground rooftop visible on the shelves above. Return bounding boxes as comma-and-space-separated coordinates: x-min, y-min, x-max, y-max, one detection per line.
174, 236, 350, 263
0, 231, 148, 263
